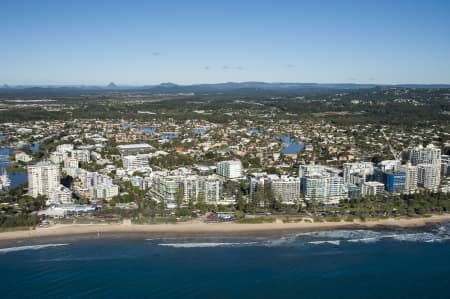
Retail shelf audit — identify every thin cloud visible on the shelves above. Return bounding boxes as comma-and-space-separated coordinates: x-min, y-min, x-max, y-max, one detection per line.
152, 52, 161, 56
286, 64, 296, 68
222, 65, 244, 71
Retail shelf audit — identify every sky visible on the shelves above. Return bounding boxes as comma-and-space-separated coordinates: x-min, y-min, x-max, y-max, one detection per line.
1, 0, 450, 85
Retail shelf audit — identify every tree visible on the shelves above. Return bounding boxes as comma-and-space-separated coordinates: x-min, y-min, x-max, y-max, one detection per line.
195, 192, 208, 213
158, 198, 166, 216
237, 190, 245, 211
309, 187, 318, 215
255, 187, 264, 211
175, 187, 184, 210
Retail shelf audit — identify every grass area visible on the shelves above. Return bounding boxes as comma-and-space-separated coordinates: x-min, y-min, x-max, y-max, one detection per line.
54, 217, 121, 225
132, 217, 179, 224
282, 217, 304, 223
324, 216, 342, 222
6, 164, 27, 172
235, 217, 276, 224
0, 226, 32, 232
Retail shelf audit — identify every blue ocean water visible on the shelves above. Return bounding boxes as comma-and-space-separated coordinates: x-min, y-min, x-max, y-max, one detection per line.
1, 224, 450, 299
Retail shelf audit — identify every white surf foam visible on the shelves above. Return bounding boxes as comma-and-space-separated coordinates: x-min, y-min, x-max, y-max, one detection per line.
347, 237, 380, 243
308, 240, 341, 246
158, 242, 257, 248
305, 230, 383, 240
386, 233, 441, 243
263, 235, 299, 247
0, 243, 69, 254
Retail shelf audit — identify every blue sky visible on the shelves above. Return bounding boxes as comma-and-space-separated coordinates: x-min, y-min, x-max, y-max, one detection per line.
1, 0, 450, 85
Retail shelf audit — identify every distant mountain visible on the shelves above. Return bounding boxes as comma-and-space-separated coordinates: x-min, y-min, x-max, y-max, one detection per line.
106, 82, 118, 89
1, 82, 449, 96
141, 82, 380, 94
158, 82, 179, 88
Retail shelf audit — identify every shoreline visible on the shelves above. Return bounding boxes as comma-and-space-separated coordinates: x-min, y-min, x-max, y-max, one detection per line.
1, 214, 450, 243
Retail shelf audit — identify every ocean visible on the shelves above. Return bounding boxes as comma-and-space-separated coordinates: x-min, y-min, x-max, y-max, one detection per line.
1, 223, 450, 298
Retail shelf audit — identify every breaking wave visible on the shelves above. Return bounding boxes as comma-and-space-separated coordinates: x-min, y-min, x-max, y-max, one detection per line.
0, 243, 69, 254
263, 225, 450, 247
308, 240, 341, 246
158, 242, 258, 248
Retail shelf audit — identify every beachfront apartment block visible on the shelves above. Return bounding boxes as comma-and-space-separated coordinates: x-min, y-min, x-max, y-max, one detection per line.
150, 171, 223, 204
417, 164, 441, 192
27, 161, 60, 198
299, 164, 347, 204
302, 175, 347, 204
93, 183, 120, 200
398, 163, 418, 193
361, 181, 385, 197
270, 176, 301, 203
47, 184, 73, 205
181, 175, 222, 204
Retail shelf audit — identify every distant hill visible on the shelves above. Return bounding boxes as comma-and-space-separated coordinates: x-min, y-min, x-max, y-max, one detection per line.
106, 82, 118, 89
1, 82, 449, 96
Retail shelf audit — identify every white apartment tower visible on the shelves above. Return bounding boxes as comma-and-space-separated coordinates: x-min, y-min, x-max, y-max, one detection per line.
270, 176, 300, 203
28, 161, 60, 198
343, 162, 374, 185
216, 160, 243, 179
302, 175, 347, 204
409, 144, 441, 166
122, 154, 149, 171
362, 181, 385, 197
398, 163, 418, 193
417, 164, 441, 192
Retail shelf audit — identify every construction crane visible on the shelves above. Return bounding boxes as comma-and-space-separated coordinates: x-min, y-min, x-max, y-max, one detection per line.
381, 128, 402, 161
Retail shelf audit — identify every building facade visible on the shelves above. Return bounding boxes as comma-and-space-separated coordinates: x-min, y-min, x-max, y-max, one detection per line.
409, 144, 441, 166
28, 161, 60, 198
216, 160, 243, 179
270, 176, 301, 203
417, 164, 441, 192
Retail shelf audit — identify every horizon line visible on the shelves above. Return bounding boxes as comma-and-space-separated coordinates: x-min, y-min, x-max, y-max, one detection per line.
3, 81, 450, 87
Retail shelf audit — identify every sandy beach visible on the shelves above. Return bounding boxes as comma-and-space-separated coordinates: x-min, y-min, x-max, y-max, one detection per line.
1, 214, 450, 242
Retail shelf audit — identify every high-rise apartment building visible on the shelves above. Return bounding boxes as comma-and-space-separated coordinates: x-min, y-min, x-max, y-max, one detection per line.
216, 160, 243, 179
417, 164, 441, 192
409, 144, 441, 165
27, 161, 60, 198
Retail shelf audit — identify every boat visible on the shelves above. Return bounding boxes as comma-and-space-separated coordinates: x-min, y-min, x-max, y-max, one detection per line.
0, 168, 11, 191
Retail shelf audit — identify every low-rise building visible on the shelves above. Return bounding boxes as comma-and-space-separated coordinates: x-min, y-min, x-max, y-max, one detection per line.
362, 181, 385, 197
